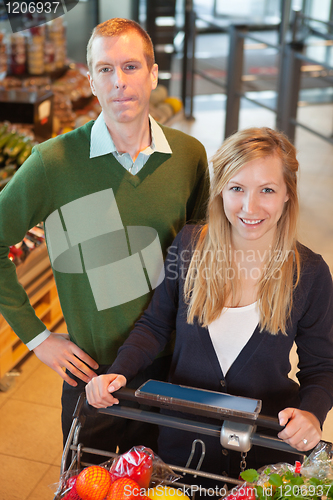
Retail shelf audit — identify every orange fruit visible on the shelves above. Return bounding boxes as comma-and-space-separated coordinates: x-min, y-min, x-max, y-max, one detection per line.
147, 486, 190, 500
76, 465, 112, 500
106, 477, 141, 500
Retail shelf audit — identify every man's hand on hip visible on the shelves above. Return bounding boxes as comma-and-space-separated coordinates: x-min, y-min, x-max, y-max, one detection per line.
33, 333, 99, 386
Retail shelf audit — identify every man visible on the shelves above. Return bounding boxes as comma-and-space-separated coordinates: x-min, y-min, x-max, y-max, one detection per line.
0, 18, 208, 456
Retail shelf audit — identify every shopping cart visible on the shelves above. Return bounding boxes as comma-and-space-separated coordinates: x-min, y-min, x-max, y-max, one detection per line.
55, 381, 309, 500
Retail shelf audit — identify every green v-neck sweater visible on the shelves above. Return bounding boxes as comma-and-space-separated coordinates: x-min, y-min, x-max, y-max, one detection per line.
0, 121, 208, 363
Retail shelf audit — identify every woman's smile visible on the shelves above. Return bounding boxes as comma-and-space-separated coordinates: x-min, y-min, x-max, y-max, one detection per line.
222, 154, 289, 248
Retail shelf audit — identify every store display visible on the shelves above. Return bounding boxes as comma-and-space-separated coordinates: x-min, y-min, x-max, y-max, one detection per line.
0, 87, 54, 139
9, 32, 26, 75
0, 18, 67, 78
0, 122, 42, 266
0, 65, 100, 135
0, 121, 35, 183
164, 96, 183, 114
51, 65, 98, 132
27, 26, 45, 75
8, 224, 45, 265
149, 84, 183, 123
48, 17, 67, 70
150, 84, 168, 105
0, 31, 7, 79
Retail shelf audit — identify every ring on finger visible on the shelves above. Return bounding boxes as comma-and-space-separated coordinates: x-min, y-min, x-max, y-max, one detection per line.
303, 438, 308, 445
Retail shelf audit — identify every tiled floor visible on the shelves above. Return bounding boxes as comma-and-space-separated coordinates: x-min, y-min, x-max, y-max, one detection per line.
0, 350, 63, 499
0, 100, 333, 500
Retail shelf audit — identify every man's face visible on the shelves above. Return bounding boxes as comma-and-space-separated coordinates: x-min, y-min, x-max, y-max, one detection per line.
87, 32, 158, 128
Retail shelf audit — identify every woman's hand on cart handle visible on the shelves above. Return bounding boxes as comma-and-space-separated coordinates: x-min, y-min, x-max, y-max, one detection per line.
33, 333, 99, 387
85, 373, 127, 408
277, 407, 322, 451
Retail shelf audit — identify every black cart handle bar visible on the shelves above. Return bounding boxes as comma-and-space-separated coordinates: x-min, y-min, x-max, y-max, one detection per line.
74, 388, 308, 456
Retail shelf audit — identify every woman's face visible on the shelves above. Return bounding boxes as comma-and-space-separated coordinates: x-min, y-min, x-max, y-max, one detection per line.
221, 154, 289, 247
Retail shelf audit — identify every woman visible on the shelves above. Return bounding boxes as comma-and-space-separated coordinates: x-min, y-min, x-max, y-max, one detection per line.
86, 127, 333, 477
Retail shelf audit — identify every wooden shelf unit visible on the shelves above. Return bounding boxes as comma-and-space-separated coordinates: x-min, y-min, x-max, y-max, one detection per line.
0, 244, 64, 379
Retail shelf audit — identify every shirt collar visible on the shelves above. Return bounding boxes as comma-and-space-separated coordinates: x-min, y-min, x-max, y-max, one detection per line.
90, 112, 172, 159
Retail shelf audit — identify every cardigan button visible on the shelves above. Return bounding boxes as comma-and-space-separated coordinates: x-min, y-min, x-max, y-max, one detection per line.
222, 449, 228, 456
220, 379, 226, 387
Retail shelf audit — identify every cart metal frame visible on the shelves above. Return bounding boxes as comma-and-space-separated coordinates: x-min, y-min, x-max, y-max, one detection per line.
55, 386, 307, 500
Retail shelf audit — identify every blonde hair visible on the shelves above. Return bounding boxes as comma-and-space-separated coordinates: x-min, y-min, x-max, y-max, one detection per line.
87, 18, 155, 74
184, 127, 300, 335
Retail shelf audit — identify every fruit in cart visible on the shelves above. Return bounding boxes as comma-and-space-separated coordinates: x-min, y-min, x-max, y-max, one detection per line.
66, 474, 79, 490
110, 446, 154, 489
106, 477, 141, 500
223, 485, 256, 500
62, 475, 80, 500
147, 486, 190, 500
239, 456, 333, 500
62, 483, 81, 500
76, 465, 112, 500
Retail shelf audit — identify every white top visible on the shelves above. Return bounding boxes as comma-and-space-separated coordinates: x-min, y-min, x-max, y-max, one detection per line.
208, 302, 259, 375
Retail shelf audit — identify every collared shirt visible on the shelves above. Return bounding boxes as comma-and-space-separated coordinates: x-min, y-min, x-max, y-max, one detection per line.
90, 112, 172, 175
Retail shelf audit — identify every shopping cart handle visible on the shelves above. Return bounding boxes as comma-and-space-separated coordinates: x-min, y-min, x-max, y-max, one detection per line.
80, 387, 284, 431
78, 392, 331, 458
111, 387, 284, 432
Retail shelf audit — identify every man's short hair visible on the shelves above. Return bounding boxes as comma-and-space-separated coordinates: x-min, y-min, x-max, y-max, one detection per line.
87, 18, 155, 74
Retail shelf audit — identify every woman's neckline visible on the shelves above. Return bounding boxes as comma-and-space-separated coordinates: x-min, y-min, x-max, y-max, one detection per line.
224, 301, 257, 311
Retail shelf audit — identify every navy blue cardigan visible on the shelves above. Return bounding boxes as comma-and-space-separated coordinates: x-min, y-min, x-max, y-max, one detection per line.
110, 225, 333, 474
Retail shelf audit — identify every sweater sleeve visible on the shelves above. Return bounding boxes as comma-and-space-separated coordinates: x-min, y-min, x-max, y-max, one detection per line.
295, 255, 333, 425
186, 143, 209, 224
108, 229, 184, 381
0, 147, 53, 344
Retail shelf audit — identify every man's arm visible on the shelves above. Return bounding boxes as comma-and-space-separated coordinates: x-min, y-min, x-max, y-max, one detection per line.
0, 150, 54, 342
33, 332, 98, 386
0, 148, 98, 384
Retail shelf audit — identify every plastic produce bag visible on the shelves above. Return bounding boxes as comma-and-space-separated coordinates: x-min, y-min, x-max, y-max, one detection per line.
109, 445, 179, 488
224, 441, 333, 500
53, 445, 181, 500
301, 440, 333, 480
